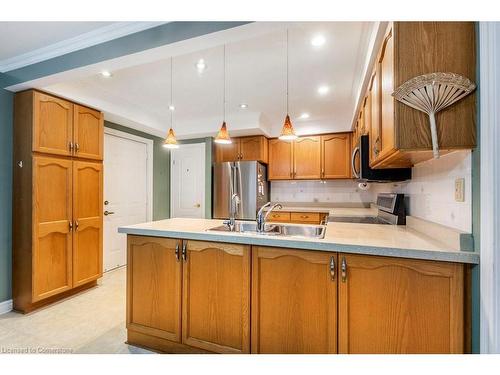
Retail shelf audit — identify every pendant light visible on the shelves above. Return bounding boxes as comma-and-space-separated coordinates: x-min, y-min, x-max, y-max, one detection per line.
279, 29, 297, 141
214, 45, 232, 144
163, 57, 179, 149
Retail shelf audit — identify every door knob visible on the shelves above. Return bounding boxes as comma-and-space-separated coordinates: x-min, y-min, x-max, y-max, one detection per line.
104, 200, 109, 205
194, 203, 201, 208
104, 210, 115, 216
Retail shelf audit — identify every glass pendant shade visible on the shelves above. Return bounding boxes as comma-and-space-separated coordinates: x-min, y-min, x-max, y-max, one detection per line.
279, 114, 297, 141
163, 127, 179, 149
214, 122, 232, 144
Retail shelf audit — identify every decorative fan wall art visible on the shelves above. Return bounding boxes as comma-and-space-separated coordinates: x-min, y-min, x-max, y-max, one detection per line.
392, 72, 476, 159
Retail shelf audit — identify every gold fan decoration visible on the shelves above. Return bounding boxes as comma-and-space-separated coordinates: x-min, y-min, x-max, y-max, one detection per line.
392, 72, 476, 159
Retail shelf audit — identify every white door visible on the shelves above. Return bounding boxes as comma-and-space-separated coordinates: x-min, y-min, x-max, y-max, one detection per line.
170, 143, 205, 218
104, 129, 153, 272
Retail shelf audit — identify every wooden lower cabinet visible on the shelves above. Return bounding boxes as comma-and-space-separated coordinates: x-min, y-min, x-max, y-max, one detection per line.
127, 236, 182, 342
338, 254, 465, 353
251, 247, 337, 353
182, 240, 250, 353
126, 238, 250, 354
126, 236, 466, 354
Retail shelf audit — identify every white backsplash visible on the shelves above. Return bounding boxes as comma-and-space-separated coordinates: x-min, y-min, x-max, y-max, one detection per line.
270, 179, 373, 204
270, 150, 473, 232
369, 150, 472, 232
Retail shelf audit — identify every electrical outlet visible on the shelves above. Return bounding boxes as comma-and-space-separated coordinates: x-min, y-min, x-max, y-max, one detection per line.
455, 178, 465, 202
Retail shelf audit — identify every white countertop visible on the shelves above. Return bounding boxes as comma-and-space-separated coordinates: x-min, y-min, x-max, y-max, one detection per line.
118, 218, 479, 264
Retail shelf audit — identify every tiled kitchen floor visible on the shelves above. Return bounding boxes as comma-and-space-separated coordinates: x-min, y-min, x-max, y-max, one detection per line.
0, 267, 151, 354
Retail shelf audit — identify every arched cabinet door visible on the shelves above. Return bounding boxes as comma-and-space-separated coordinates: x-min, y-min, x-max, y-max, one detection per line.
338, 253, 464, 354
72, 160, 103, 287
32, 156, 73, 302
33, 92, 73, 157
73, 104, 103, 160
293, 136, 321, 179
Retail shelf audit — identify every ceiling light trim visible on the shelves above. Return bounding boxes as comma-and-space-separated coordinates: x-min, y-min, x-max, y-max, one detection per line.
0, 22, 166, 73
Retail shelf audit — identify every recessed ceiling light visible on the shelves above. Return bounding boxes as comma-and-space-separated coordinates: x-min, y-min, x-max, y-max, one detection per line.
317, 85, 330, 95
100, 70, 112, 78
311, 34, 326, 47
299, 113, 310, 119
169, 105, 175, 111
239, 103, 248, 109
196, 59, 206, 72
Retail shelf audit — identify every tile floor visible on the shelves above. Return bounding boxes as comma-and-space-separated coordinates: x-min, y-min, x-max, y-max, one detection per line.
0, 267, 152, 354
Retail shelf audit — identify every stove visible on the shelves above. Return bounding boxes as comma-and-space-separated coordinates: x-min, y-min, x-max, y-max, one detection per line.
328, 193, 406, 225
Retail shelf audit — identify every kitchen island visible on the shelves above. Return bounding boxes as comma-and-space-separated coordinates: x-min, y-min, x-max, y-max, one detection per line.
119, 218, 477, 354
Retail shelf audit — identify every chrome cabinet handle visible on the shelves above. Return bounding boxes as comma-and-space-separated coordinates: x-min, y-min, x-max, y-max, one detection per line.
69, 142, 74, 152
75, 220, 79, 231
104, 211, 115, 216
69, 221, 73, 231
75, 143, 80, 152
182, 242, 187, 262
175, 243, 180, 262
300, 215, 309, 219
351, 147, 360, 179
330, 256, 336, 281
341, 257, 347, 282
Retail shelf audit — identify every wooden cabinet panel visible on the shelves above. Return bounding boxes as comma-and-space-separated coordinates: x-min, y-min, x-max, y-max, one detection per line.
182, 240, 250, 353
379, 27, 397, 162
338, 254, 464, 354
252, 247, 337, 353
268, 139, 293, 180
293, 136, 321, 179
290, 212, 321, 224
127, 236, 182, 342
321, 133, 351, 179
369, 68, 381, 165
33, 92, 73, 157
239, 136, 268, 163
73, 104, 103, 160
73, 161, 103, 287
214, 141, 239, 163
32, 156, 73, 301
266, 211, 291, 223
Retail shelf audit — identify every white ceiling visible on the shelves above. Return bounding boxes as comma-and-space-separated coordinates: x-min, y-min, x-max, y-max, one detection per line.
6, 22, 379, 139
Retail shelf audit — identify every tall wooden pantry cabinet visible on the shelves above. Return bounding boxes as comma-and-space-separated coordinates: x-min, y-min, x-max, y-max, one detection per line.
13, 90, 104, 313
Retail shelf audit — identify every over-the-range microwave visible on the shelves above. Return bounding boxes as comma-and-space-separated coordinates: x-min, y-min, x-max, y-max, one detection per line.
352, 135, 411, 182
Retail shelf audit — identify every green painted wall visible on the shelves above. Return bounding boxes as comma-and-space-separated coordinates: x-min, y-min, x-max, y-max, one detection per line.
104, 121, 170, 220
0, 88, 13, 303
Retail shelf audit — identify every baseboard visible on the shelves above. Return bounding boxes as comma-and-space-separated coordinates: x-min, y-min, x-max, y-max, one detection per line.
0, 299, 13, 315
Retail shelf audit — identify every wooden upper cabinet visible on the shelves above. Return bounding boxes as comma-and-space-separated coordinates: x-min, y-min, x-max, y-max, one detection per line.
252, 247, 337, 354
293, 136, 321, 179
268, 139, 293, 180
32, 156, 73, 302
239, 136, 268, 163
182, 240, 250, 354
321, 133, 351, 179
338, 254, 464, 354
214, 141, 239, 163
378, 27, 397, 162
73, 104, 104, 160
72, 160, 103, 287
367, 22, 476, 169
214, 136, 268, 163
33, 92, 73, 157
127, 236, 182, 342
369, 68, 381, 165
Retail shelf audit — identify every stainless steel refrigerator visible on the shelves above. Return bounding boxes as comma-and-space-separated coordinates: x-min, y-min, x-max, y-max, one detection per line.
213, 161, 269, 220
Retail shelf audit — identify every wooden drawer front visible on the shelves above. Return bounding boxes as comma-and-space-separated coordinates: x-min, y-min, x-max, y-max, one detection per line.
290, 212, 321, 224
267, 212, 290, 223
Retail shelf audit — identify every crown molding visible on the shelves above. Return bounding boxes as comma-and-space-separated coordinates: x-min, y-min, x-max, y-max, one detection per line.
0, 22, 166, 72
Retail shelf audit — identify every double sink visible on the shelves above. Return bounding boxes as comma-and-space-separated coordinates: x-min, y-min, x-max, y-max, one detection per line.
208, 221, 326, 239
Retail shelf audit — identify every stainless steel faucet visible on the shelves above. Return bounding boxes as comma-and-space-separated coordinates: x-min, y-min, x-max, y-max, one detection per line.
256, 202, 283, 233
224, 193, 240, 231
